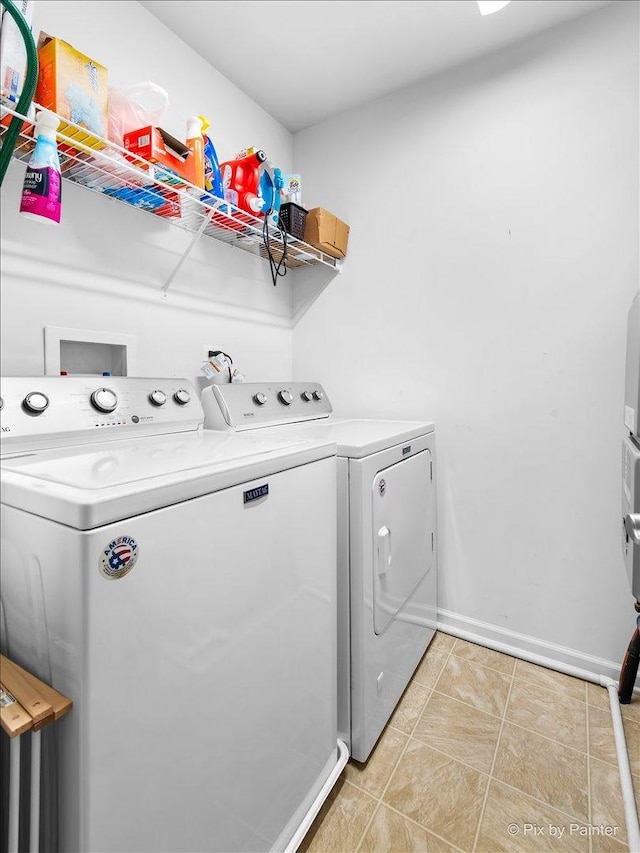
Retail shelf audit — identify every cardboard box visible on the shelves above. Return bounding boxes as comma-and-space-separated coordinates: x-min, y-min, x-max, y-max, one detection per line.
35, 33, 108, 150
124, 125, 193, 187
1, 0, 35, 103
304, 207, 349, 259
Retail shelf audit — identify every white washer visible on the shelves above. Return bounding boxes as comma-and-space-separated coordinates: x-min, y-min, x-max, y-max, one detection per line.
201, 382, 437, 762
0, 376, 342, 853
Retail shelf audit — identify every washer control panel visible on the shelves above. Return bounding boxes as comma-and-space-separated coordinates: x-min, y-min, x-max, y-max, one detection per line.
0, 377, 202, 452
201, 382, 332, 431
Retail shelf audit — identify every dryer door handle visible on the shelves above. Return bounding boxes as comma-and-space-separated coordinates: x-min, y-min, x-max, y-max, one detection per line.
377, 526, 392, 576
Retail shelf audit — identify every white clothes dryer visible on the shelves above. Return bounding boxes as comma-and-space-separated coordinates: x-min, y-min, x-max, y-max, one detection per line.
201, 382, 438, 762
0, 376, 345, 853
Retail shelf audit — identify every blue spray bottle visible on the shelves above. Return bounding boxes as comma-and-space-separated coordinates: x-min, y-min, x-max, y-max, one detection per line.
259, 164, 284, 228
198, 115, 223, 202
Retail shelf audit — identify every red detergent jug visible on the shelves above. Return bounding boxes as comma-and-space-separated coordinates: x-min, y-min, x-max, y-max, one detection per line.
220, 150, 267, 216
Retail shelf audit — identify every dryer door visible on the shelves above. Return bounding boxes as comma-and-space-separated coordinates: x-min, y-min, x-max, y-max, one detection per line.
372, 449, 433, 635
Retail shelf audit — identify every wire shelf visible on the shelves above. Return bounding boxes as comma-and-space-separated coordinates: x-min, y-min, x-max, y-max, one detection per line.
0, 103, 341, 287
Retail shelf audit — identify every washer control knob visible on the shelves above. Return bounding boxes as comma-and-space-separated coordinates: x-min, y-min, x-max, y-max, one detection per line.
254, 392, 268, 406
91, 388, 118, 413
149, 390, 167, 407
312, 390, 324, 401
278, 390, 294, 406
173, 389, 191, 405
23, 392, 50, 414
301, 391, 313, 402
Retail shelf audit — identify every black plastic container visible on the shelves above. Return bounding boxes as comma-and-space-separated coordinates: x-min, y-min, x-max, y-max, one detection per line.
279, 202, 307, 240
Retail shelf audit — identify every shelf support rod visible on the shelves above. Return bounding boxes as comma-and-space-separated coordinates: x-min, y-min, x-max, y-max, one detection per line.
161, 202, 220, 299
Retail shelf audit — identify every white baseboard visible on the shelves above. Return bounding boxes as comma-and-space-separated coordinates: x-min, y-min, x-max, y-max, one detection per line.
437, 608, 639, 690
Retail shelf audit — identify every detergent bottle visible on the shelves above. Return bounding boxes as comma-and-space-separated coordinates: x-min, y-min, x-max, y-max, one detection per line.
198, 115, 223, 201
185, 116, 205, 189
20, 110, 62, 224
219, 150, 266, 215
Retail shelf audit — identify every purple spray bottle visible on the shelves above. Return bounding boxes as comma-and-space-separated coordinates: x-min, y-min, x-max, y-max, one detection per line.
20, 110, 62, 224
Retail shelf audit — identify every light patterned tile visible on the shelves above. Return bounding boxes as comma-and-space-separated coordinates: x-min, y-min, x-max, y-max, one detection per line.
620, 697, 640, 725
589, 706, 618, 767
309, 645, 628, 853
358, 804, 459, 853
434, 655, 511, 718
383, 739, 488, 850
622, 716, 640, 776
299, 779, 377, 853
451, 639, 516, 675
634, 773, 640, 817
589, 757, 628, 844
587, 682, 612, 713
506, 679, 587, 752
493, 722, 589, 821
388, 681, 431, 735
343, 726, 408, 798
590, 834, 630, 852
514, 660, 586, 701
476, 779, 589, 852
428, 631, 456, 655
412, 647, 450, 689
412, 690, 502, 773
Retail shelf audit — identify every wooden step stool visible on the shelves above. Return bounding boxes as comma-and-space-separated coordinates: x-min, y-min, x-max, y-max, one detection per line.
0, 655, 72, 853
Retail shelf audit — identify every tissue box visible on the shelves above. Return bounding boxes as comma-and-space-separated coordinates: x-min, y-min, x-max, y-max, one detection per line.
35, 33, 108, 150
304, 207, 349, 259
1, 0, 35, 103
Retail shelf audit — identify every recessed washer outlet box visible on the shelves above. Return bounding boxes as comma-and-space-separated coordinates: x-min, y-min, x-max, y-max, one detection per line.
44, 326, 138, 376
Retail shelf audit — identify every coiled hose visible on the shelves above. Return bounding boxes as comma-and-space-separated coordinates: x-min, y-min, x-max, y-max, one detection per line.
0, 0, 38, 185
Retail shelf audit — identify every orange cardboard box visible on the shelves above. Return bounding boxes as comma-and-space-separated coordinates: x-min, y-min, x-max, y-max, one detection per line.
35, 33, 108, 151
124, 126, 196, 188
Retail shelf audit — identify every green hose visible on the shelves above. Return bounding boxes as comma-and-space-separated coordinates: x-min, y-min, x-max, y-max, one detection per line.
0, 0, 38, 185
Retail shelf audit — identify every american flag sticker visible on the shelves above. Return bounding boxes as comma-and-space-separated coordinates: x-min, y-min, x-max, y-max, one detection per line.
99, 535, 139, 580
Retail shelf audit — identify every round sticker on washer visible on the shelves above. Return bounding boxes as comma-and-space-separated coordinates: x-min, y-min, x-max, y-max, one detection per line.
379, 479, 386, 497
100, 536, 139, 579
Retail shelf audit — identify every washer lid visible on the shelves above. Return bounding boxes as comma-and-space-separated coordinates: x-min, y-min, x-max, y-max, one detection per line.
1, 430, 336, 529
259, 419, 434, 458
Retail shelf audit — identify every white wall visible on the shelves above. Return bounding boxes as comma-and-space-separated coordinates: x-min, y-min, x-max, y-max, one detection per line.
2, 0, 637, 675
1, 0, 295, 385
293, 2, 640, 673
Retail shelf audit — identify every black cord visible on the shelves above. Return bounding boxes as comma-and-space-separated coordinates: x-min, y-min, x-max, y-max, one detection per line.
262, 198, 288, 287
208, 350, 233, 382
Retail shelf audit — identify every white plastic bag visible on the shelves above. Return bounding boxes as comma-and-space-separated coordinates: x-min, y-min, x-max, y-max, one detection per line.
108, 81, 170, 147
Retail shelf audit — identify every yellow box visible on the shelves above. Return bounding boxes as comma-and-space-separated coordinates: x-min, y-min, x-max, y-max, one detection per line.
35, 33, 108, 151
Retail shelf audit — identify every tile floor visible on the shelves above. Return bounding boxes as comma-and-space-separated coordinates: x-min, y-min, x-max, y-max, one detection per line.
300, 632, 640, 853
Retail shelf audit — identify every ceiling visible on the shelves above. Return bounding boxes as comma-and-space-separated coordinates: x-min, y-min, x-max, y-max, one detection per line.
140, 0, 615, 132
